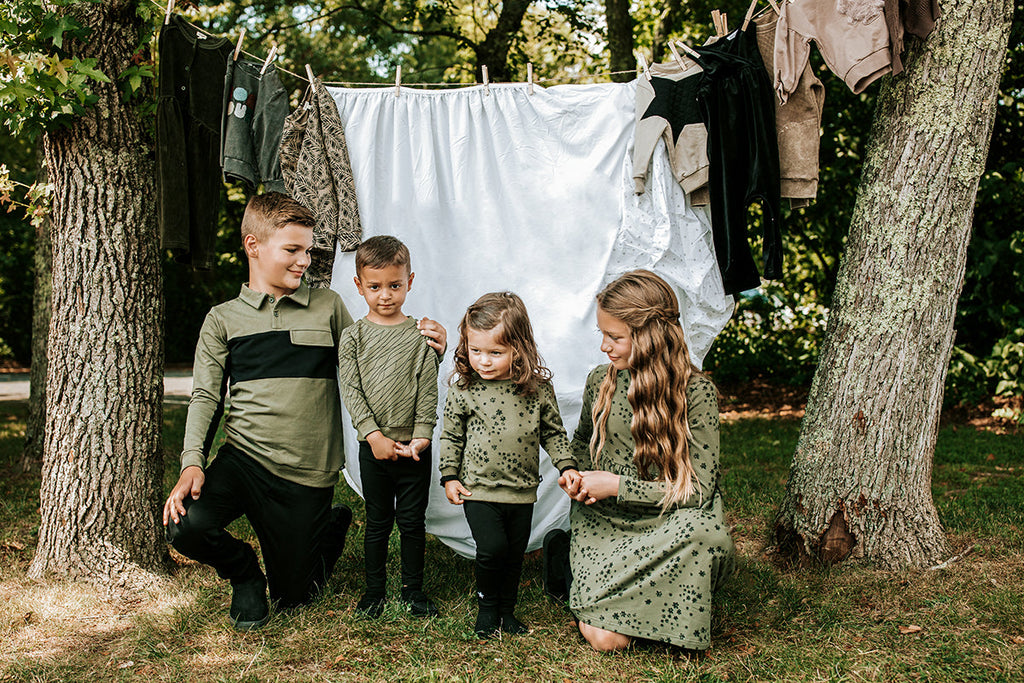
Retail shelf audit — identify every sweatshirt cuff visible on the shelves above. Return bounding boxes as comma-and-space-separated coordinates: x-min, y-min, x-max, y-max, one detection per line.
180, 451, 206, 473
412, 423, 435, 440
440, 474, 459, 486
634, 177, 647, 195
355, 417, 380, 441
554, 458, 578, 474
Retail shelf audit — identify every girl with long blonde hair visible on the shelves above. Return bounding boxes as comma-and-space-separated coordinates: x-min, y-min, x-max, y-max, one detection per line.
552, 270, 735, 652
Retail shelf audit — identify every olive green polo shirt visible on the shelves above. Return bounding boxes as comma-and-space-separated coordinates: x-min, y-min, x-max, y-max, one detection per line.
181, 280, 354, 488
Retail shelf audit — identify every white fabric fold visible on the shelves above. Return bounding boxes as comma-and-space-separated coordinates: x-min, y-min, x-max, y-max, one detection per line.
328, 82, 733, 557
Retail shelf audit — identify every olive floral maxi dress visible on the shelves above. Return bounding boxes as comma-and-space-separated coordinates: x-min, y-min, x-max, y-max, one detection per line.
568, 366, 735, 649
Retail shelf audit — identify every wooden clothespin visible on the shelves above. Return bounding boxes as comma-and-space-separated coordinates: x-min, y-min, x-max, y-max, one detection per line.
164, 0, 174, 25
482, 65, 490, 95
259, 45, 278, 76
395, 64, 402, 97
233, 28, 246, 61
305, 64, 315, 84
722, 13, 729, 34
637, 52, 652, 81
667, 40, 686, 68
674, 40, 702, 60
527, 63, 533, 95
741, 0, 760, 31
767, 0, 780, 13
711, 9, 724, 37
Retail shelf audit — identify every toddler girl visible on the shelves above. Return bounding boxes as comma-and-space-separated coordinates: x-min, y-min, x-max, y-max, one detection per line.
439, 292, 580, 638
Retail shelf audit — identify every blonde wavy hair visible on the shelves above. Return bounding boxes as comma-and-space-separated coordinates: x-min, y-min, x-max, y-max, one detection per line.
449, 292, 552, 395
590, 270, 701, 508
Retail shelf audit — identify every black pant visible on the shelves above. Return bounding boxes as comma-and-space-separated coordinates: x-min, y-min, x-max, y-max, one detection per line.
166, 443, 335, 608
358, 441, 431, 595
463, 500, 533, 613
695, 23, 783, 295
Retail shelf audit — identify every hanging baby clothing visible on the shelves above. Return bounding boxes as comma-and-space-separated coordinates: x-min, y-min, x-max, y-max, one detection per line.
632, 58, 711, 206
220, 57, 289, 192
755, 12, 825, 208
156, 15, 233, 269
884, 0, 942, 75
279, 77, 363, 288
774, 0, 892, 103
695, 24, 784, 296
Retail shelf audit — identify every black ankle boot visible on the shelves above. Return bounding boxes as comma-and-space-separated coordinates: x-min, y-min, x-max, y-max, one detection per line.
474, 593, 500, 638
229, 575, 270, 631
499, 610, 528, 635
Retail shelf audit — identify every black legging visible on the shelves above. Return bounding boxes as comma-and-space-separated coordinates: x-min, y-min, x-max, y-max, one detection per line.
463, 500, 533, 613
695, 24, 784, 295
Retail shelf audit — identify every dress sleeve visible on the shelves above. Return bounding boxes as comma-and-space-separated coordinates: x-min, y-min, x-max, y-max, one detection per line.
616, 375, 720, 509
438, 388, 468, 480
570, 367, 600, 469
539, 383, 576, 472
774, 5, 812, 105
413, 339, 440, 440
180, 310, 228, 471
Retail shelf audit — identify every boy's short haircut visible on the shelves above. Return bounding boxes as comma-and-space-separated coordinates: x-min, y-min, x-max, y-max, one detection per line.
241, 192, 316, 245
355, 235, 411, 276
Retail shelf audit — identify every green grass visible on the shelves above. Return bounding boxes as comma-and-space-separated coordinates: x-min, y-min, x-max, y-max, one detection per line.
1, 403, 1022, 682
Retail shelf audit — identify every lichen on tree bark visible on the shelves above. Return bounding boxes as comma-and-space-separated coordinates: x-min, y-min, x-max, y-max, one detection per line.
774, 0, 1014, 570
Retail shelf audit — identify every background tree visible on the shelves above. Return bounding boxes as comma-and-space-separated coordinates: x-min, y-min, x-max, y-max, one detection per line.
774, 1, 1015, 569
0, 0, 166, 586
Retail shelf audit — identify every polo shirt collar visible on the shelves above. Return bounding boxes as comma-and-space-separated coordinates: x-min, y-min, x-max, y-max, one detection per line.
239, 279, 311, 309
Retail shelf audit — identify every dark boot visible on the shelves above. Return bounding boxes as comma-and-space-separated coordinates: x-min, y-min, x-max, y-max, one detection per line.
542, 528, 571, 603
474, 593, 501, 638
323, 504, 353, 577
229, 574, 270, 631
499, 610, 528, 635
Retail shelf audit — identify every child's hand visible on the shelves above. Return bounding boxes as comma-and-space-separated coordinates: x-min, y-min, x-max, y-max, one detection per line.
558, 468, 583, 499
163, 466, 205, 526
401, 438, 430, 462
417, 317, 447, 355
444, 479, 471, 504
367, 431, 398, 461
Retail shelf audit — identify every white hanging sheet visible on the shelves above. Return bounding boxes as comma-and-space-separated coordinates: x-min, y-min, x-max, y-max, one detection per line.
328, 81, 733, 558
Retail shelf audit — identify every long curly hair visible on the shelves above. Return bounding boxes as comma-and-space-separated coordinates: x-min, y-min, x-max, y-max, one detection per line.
449, 292, 552, 395
590, 270, 701, 508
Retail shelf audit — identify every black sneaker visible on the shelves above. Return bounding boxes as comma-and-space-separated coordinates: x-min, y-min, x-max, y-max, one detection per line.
323, 504, 353, 575
400, 589, 439, 618
474, 607, 501, 639
229, 576, 270, 631
356, 593, 386, 618
499, 611, 528, 635
542, 528, 570, 603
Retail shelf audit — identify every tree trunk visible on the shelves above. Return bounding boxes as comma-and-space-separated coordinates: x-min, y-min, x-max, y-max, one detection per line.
474, 0, 532, 82
28, 0, 166, 589
605, 0, 634, 82
22, 148, 51, 473
650, 0, 681, 64
774, 1, 1013, 570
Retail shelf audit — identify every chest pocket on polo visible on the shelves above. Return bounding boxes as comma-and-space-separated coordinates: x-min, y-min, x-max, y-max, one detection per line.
290, 329, 335, 347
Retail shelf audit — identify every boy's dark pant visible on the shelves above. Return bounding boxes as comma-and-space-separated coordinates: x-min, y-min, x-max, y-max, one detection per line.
166, 443, 335, 608
463, 500, 533, 612
358, 441, 431, 596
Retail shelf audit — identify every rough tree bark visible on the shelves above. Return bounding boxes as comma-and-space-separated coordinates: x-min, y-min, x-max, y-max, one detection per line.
605, 0, 634, 82
650, 0, 681, 64
22, 149, 51, 473
28, 0, 166, 589
474, 0, 532, 82
774, 1, 1014, 570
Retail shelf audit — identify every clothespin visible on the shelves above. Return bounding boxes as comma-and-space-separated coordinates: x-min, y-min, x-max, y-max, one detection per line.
711, 10, 724, 37
305, 64, 315, 84
767, 0, 780, 13
259, 45, 278, 76
164, 0, 174, 25
636, 52, 652, 81
741, 0, 759, 31
667, 40, 686, 68
482, 65, 489, 95
722, 13, 729, 34
395, 64, 402, 97
674, 40, 702, 60
233, 28, 246, 61
527, 63, 533, 95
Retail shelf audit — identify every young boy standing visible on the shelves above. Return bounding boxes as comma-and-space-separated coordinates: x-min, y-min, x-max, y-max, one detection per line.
339, 236, 440, 618
163, 195, 446, 630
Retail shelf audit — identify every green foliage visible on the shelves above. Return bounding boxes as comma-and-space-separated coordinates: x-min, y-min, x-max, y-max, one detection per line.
0, 0, 110, 136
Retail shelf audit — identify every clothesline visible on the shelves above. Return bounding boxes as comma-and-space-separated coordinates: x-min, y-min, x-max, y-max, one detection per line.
150, 0, 639, 88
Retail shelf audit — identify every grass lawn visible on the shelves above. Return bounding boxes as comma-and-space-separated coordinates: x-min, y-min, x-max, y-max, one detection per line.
0, 401, 1022, 682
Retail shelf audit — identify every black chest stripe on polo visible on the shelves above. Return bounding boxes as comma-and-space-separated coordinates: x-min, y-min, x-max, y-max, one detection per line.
227, 330, 336, 384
